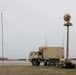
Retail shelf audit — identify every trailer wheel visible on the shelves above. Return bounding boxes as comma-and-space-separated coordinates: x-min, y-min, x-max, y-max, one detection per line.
44, 61, 47, 66
32, 60, 40, 66
49, 60, 56, 66
61, 62, 76, 69
66, 62, 75, 69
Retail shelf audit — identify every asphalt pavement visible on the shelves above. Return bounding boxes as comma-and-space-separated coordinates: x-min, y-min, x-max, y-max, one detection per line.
0, 60, 32, 66
0, 60, 76, 66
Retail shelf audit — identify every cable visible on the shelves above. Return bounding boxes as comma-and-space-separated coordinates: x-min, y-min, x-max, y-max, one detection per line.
3, 15, 10, 28
0, 0, 3, 13
2, 0, 10, 12
0, 0, 10, 13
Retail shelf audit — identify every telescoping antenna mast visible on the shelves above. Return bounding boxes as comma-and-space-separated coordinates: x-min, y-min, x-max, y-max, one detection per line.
45, 32, 48, 50
63, 13, 72, 61
1, 12, 4, 68
0, 0, 9, 68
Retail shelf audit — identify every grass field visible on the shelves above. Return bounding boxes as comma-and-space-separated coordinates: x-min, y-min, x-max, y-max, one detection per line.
0, 66, 76, 75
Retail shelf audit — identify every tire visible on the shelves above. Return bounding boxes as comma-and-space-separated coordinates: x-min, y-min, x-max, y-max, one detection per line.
44, 62, 47, 66
49, 60, 56, 66
72, 65, 75, 69
66, 62, 75, 69
32, 60, 40, 66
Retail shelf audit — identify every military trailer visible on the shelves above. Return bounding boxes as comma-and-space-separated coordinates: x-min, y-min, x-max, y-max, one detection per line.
29, 47, 64, 66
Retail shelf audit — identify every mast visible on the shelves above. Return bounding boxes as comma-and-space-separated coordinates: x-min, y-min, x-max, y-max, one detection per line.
45, 32, 48, 50
0, 0, 9, 68
1, 12, 4, 68
63, 13, 72, 61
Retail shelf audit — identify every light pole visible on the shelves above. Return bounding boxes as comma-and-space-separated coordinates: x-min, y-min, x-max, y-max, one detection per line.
63, 14, 72, 61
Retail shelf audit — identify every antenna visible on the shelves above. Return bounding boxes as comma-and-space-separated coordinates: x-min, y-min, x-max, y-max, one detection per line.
45, 32, 48, 50
0, 0, 9, 68
1, 12, 4, 68
63, 13, 72, 61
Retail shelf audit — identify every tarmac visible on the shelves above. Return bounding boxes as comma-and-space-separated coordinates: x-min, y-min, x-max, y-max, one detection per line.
0, 60, 32, 66
0, 60, 76, 66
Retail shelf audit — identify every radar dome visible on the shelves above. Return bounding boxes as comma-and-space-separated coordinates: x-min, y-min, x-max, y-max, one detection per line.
64, 14, 71, 22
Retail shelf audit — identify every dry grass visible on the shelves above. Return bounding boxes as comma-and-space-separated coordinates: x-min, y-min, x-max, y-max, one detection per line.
0, 66, 76, 75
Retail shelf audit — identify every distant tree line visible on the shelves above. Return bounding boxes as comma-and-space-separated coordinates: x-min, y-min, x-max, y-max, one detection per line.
0, 57, 8, 60
17, 59, 26, 61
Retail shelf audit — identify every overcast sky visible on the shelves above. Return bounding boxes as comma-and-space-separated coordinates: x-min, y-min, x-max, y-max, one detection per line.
0, 0, 76, 59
